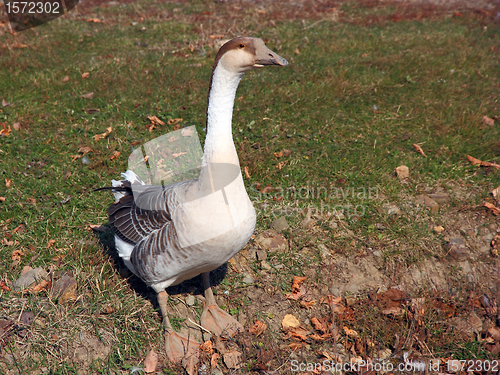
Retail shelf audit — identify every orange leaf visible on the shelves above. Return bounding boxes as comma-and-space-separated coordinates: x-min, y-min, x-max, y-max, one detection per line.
288, 342, 304, 350
0, 123, 12, 137
248, 320, 267, 336
94, 126, 112, 141
244, 166, 251, 179
81, 72, 90, 79
311, 317, 326, 333
484, 202, 500, 216
11, 250, 24, 260
5, 179, 12, 188
482, 115, 495, 126
467, 155, 500, 169
30, 279, 49, 294
47, 239, 56, 248
110, 151, 120, 160
300, 300, 315, 309
412, 143, 427, 157
291, 276, 307, 291
147, 115, 165, 126
211, 353, 220, 368
200, 340, 213, 353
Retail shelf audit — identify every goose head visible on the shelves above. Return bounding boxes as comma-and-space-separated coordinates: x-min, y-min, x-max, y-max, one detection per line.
214, 37, 289, 74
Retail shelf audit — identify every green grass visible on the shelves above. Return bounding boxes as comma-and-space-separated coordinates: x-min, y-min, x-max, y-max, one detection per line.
0, 0, 499, 373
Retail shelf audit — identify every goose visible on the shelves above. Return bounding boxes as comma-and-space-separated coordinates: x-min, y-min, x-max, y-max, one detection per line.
103, 37, 288, 366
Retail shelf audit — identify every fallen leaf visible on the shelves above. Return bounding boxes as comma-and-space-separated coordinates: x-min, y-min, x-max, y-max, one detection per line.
199, 340, 213, 353
0, 197, 6, 202
47, 239, 56, 248
492, 186, 500, 205
281, 314, 300, 330
395, 165, 410, 180
86, 18, 103, 23
412, 143, 427, 157
172, 152, 187, 158
93, 127, 112, 141
248, 320, 267, 336
62, 75, 70, 82
382, 307, 404, 315
210, 353, 220, 368
244, 166, 251, 179
0, 281, 11, 291
343, 326, 359, 338
13, 122, 21, 130
274, 150, 284, 158
288, 342, 304, 350
12, 43, 27, 48
101, 306, 114, 314
484, 202, 500, 216
309, 333, 333, 341
467, 155, 500, 169
148, 115, 165, 126
482, 115, 495, 126
81, 92, 94, 99
320, 295, 343, 305
0, 123, 12, 137
223, 350, 242, 369
168, 118, 183, 126
81, 72, 90, 79
110, 151, 120, 160
11, 250, 24, 260
2, 99, 11, 107
300, 300, 315, 309
283, 326, 311, 341
143, 349, 158, 373
5, 179, 11, 188
311, 317, 326, 333
276, 161, 286, 170
30, 279, 49, 293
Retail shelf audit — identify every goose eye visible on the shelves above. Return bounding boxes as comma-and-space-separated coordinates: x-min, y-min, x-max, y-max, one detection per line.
238, 43, 245, 49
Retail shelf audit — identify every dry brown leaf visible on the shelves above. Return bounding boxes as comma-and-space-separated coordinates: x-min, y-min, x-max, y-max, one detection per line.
12, 122, 21, 130
492, 186, 500, 205
110, 151, 120, 160
283, 326, 311, 341
0, 123, 12, 137
0, 197, 5, 202
11, 250, 24, 260
94, 126, 112, 141
309, 333, 333, 341
311, 317, 326, 333
244, 166, 251, 179
5, 179, 11, 188
12, 224, 25, 234
288, 342, 304, 350
81, 92, 94, 99
172, 152, 187, 158
47, 239, 56, 248
223, 350, 242, 369
412, 143, 427, 157
276, 161, 286, 170
382, 307, 404, 316
467, 155, 500, 169
482, 115, 495, 126
248, 320, 267, 336
286, 276, 307, 300
30, 279, 49, 294
62, 75, 70, 82
143, 349, 158, 373
86, 18, 103, 23
148, 115, 165, 126
300, 300, 315, 309
12, 43, 27, 49
168, 118, 183, 126
281, 314, 300, 330
2, 99, 11, 107
274, 150, 284, 158
484, 202, 500, 216
211, 353, 220, 368
101, 306, 114, 314
199, 340, 213, 353
81, 72, 90, 79
343, 326, 359, 338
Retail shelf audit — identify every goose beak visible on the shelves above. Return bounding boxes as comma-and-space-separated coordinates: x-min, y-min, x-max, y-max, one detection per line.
254, 49, 289, 68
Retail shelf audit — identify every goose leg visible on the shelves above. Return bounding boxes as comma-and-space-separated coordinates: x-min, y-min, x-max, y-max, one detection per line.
200, 272, 243, 337
157, 290, 199, 371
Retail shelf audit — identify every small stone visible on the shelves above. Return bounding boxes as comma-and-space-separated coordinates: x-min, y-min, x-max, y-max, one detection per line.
445, 237, 468, 261
395, 165, 409, 180
185, 295, 195, 306
241, 273, 253, 285
317, 244, 331, 261
270, 216, 289, 231
427, 192, 450, 205
13, 267, 48, 292
256, 249, 267, 261
260, 260, 272, 270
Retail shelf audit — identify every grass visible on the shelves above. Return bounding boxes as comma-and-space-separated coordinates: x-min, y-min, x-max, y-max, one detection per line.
0, 0, 500, 373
